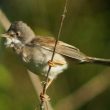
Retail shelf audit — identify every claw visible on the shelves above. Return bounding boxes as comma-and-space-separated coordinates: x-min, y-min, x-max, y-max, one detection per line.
40, 92, 50, 102
48, 60, 66, 67
48, 60, 56, 67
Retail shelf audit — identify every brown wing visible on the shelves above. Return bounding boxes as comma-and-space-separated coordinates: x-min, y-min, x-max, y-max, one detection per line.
31, 36, 87, 62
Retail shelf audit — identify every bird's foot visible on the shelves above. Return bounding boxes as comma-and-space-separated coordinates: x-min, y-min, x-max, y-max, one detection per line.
48, 60, 65, 67
48, 60, 56, 67
40, 92, 50, 102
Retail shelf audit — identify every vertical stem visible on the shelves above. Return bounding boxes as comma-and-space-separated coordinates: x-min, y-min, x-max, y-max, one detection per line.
40, 0, 69, 109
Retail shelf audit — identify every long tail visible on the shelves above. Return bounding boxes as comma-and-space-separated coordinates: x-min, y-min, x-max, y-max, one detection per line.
85, 56, 110, 66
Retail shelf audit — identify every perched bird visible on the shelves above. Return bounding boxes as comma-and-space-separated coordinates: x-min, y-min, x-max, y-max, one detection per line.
1, 21, 110, 89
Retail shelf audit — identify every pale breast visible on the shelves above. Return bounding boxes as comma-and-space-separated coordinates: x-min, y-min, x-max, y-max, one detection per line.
19, 45, 68, 79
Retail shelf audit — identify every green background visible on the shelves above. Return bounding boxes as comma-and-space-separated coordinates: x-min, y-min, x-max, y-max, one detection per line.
0, 0, 110, 110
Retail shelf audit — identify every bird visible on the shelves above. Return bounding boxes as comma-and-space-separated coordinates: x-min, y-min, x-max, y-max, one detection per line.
1, 21, 110, 90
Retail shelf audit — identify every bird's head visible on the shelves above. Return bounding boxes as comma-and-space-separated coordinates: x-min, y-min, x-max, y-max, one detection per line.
1, 21, 35, 47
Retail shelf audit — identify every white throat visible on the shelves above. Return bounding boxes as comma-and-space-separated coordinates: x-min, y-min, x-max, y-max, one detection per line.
5, 37, 22, 47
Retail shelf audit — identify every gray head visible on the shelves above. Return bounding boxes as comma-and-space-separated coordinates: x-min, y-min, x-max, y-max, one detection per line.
2, 21, 35, 47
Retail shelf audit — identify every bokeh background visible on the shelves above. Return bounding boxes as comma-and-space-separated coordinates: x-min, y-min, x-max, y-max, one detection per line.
0, 0, 110, 110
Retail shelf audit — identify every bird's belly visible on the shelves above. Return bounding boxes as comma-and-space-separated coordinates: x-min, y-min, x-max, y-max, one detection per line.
22, 47, 68, 79
23, 53, 68, 79
24, 60, 44, 76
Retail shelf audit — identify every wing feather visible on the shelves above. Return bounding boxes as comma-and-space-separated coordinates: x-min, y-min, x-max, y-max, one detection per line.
31, 36, 87, 62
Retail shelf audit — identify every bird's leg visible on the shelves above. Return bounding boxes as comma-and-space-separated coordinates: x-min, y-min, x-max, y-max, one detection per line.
48, 60, 66, 67
40, 60, 66, 101
45, 79, 53, 90
40, 79, 53, 102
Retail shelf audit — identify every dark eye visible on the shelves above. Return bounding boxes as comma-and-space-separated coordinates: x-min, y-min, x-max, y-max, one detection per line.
16, 31, 21, 37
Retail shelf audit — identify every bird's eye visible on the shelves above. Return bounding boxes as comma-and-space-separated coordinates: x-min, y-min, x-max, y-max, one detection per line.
16, 31, 21, 37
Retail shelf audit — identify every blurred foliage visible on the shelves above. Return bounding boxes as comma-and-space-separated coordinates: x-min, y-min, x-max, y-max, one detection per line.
0, 0, 110, 110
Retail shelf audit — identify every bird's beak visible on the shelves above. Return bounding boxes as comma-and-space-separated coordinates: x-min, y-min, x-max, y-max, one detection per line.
1, 33, 10, 38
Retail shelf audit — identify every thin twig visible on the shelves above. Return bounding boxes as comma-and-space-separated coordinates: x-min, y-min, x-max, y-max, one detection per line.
40, 0, 69, 109
28, 70, 53, 110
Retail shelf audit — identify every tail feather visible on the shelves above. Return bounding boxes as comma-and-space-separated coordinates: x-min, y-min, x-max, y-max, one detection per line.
87, 57, 110, 66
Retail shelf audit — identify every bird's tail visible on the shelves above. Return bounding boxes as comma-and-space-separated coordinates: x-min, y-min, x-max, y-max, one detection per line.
85, 56, 110, 66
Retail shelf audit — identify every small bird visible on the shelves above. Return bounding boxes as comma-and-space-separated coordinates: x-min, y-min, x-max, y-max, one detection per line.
1, 21, 110, 89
